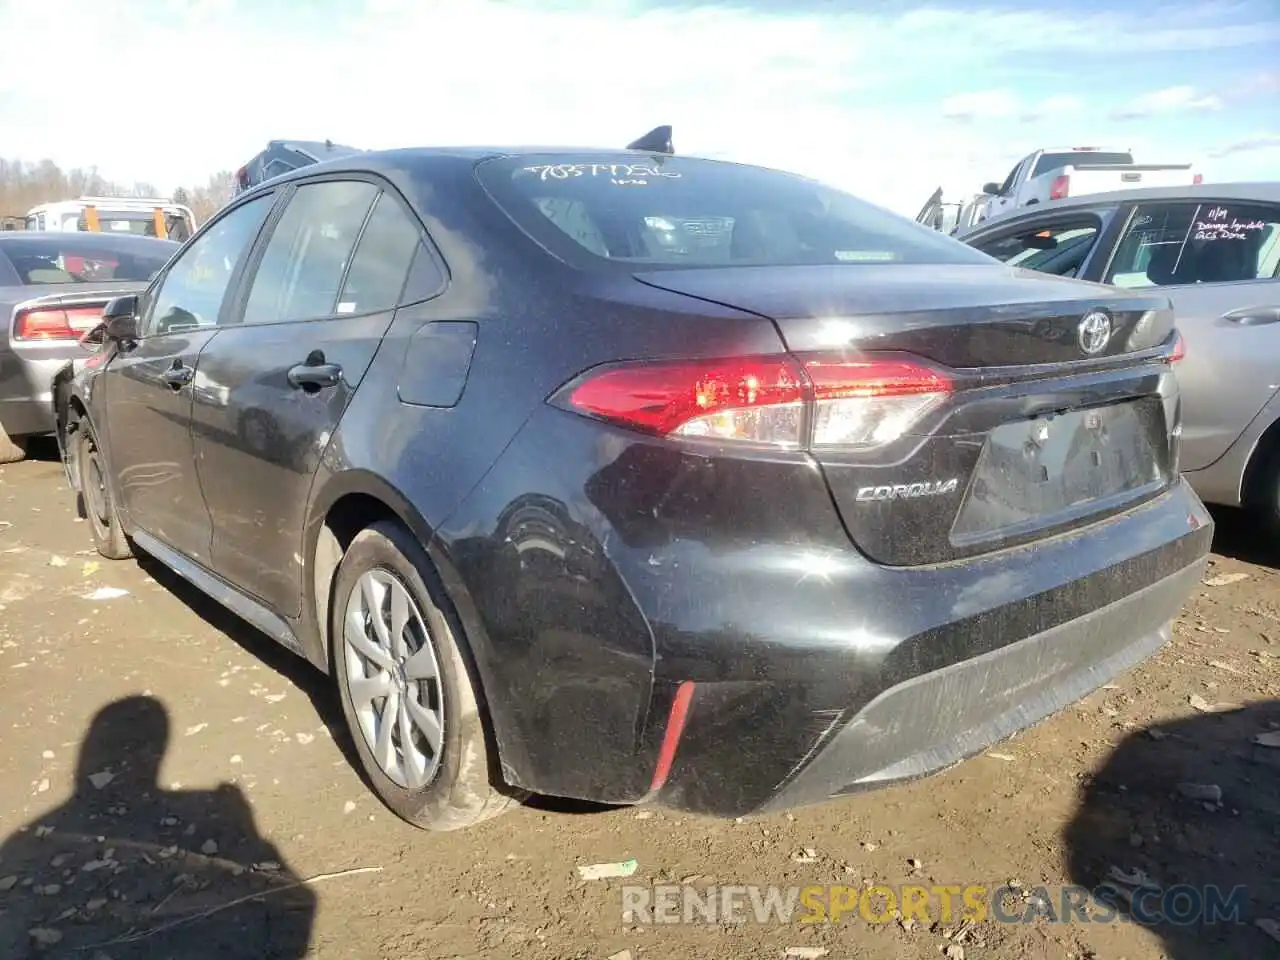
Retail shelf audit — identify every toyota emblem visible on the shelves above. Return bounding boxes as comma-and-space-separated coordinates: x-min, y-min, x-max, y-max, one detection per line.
1077, 310, 1112, 355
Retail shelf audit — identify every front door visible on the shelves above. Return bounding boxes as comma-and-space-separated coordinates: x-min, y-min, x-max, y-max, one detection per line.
192, 178, 423, 616
99, 193, 276, 563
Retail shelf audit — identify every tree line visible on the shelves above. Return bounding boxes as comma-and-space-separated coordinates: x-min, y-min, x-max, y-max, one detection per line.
0, 158, 234, 225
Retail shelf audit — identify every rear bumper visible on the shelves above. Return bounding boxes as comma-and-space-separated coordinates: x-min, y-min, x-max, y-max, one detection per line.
642, 480, 1211, 818
0, 350, 73, 436
759, 559, 1200, 812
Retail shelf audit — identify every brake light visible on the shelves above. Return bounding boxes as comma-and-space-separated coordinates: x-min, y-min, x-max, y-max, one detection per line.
13, 305, 105, 340
552, 353, 953, 448
1050, 174, 1071, 200
1170, 330, 1185, 363
1192, 173, 1203, 185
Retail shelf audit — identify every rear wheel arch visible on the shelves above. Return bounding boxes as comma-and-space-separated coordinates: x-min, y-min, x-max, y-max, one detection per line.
306, 474, 432, 668
305, 474, 521, 798
1240, 412, 1280, 513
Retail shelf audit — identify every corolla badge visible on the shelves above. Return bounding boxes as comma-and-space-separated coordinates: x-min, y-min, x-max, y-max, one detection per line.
1077, 310, 1112, 355
855, 478, 960, 502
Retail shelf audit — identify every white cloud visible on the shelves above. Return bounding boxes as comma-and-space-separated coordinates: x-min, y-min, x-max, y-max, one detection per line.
1, 0, 1277, 217
1111, 86, 1223, 120
1208, 134, 1280, 158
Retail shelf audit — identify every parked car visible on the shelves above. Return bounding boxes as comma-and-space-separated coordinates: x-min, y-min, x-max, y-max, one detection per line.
979, 147, 1201, 222
234, 140, 364, 195
53, 143, 1209, 831
0, 232, 178, 462
956, 182, 1280, 526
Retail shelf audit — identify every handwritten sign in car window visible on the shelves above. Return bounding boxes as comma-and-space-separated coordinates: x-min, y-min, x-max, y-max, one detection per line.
1192, 206, 1266, 242
520, 163, 682, 185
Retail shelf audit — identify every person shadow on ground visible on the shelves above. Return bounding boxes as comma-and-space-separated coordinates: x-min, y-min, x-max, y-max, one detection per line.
0, 695, 316, 958
1064, 698, 1280, 960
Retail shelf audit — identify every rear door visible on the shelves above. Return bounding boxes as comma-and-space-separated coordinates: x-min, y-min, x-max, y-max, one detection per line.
97, 192, 276, 563
1099, 197, 1280, 471
192, 176, 425, 616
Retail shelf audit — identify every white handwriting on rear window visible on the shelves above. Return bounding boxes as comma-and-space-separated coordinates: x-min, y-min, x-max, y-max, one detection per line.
521, 163, 682, 182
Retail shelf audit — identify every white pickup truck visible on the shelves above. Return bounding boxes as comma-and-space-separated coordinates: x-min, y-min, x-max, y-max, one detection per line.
977, 147, 1200, 221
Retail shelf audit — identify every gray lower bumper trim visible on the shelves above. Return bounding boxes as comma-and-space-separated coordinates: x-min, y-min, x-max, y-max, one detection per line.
762, 557, 1207, 810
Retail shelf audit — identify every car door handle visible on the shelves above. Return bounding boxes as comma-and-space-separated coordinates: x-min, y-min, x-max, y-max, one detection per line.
1222, 306, 1280, 326
287, 355, 343, 390
163, 363, 194, 389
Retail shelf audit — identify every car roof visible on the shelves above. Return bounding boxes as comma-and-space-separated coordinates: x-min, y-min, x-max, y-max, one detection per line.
959, 181, 1280, 236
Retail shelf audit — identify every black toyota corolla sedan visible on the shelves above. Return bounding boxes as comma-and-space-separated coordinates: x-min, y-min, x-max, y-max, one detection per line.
52, 144, 1210, 830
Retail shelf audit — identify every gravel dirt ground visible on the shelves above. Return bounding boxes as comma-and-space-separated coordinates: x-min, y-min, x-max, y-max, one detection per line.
1, 439, 1277, 960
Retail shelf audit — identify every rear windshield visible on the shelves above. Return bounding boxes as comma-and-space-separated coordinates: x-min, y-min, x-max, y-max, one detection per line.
0, 235, 177, 285
1031, 152, 1133, 177
476, 155, 994, 270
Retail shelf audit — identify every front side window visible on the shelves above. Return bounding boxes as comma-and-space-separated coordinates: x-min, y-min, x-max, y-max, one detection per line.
145, 194, 273, 335
477, 155, 994, 270
1106, 201, 1280, 288
241, 180, 378, 325
970, 217, 1101, 277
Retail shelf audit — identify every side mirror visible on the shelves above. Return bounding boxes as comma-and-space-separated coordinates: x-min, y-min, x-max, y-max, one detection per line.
102, 296, 139, 343
982, 182, 1001, 196
102, 294, 138, 322
104, 313, 138, 342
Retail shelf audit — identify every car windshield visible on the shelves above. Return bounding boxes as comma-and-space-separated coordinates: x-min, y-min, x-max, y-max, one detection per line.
0, 235, 177, 285
1031, 152, 1133, 177
476, 155, 994, 270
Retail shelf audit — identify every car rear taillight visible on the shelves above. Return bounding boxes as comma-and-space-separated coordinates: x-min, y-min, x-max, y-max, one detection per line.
552, 353, 953, 449
1049, 174, 1071, 200
1170, 330, 1186, 363
13, 305, 105, 340
1192, 173, 1203, 185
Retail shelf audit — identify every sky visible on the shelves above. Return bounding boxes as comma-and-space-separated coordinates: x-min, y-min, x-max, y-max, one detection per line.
1, 0, 1277, 216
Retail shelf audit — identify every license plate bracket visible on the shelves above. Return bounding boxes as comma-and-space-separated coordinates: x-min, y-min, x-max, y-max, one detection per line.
950, 400, 1166, 545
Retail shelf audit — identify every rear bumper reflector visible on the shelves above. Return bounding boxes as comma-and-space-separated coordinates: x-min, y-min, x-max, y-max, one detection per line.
649, 681, 696, 792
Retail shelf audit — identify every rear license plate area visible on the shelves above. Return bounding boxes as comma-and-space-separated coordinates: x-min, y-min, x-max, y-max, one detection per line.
950, 400, 1167, 545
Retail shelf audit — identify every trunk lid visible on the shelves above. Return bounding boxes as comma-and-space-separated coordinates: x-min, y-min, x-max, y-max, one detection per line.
634, 264, 1181, 566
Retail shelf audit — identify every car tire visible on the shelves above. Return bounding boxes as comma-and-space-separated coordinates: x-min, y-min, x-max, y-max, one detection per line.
76, 423, 133, 560
0, 424, 27, 464
331, 520, 523, 831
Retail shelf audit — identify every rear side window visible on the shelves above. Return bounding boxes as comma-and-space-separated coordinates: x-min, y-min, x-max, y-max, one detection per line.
476, 155, 994, 270
1105, 201, 1280, 288
0, 236, 176, 284
241, 180, 378, 324
336, 193, 422, 314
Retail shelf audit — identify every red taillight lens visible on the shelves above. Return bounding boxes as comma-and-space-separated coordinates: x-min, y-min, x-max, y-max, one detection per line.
1050, 174, 1071, 200
13, 305, 105, 340
1170, 330, 1185, 363
1192, 173, 1203, 185
554, 353, 952, 448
